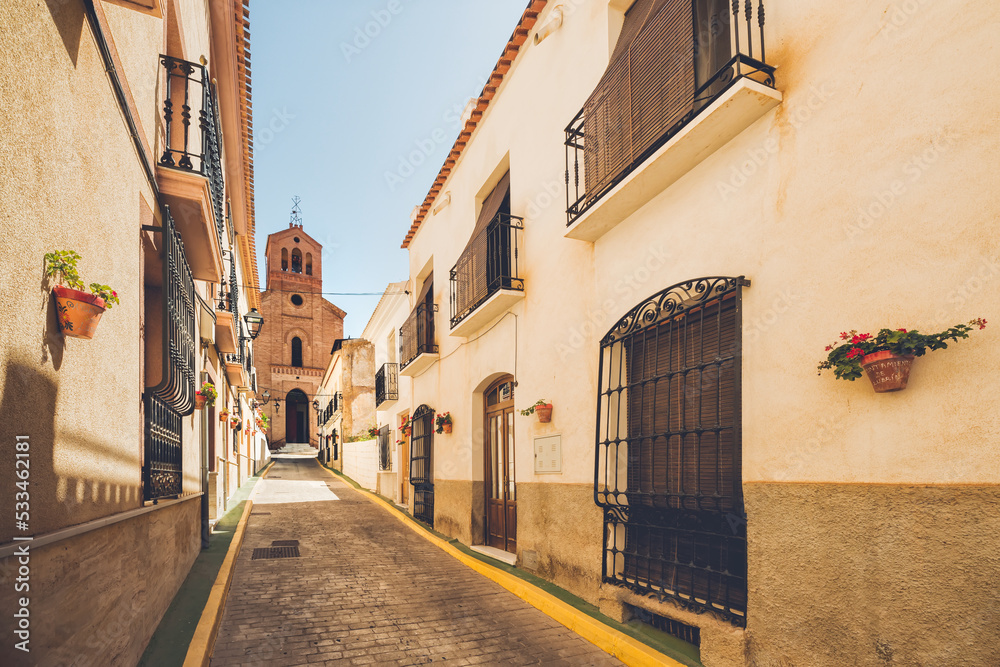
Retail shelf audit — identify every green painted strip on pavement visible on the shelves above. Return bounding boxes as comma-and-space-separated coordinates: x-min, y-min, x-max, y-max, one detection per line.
138, 461, 273, 667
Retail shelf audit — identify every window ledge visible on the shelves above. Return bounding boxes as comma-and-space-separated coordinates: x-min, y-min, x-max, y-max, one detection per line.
399, 352, 439, 377
450, 289, 524, 338
565, 78, 782, 243
377, 396, 399, 410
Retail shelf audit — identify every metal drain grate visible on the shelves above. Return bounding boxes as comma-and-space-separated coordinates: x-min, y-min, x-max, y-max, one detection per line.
252, 546, 300, 560
271, 540, 299, 547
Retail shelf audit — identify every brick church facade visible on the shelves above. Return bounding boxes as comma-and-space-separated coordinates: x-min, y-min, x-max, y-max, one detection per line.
257, 222, 345, 447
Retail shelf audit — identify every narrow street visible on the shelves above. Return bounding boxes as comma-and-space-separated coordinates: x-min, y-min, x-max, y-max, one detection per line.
211, 455, 623, 666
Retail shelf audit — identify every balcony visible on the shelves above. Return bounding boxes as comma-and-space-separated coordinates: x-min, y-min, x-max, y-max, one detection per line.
375, 363, 399, 409
399, 304, 438, 377
224, 353, 245, 386
564, 2, 779, 242
156, 55, 227, 281
449, 213, 524, 338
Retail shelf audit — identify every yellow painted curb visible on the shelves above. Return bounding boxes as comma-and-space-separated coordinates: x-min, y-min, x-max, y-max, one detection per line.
317, 462, 683, 667
182, 463, 271, 667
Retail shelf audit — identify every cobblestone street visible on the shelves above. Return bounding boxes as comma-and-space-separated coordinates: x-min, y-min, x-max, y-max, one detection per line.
211, 456, 622, 666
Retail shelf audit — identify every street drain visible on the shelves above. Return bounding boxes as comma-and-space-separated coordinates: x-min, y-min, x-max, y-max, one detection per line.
252, 546, 300, 560
271, 540, 299, 547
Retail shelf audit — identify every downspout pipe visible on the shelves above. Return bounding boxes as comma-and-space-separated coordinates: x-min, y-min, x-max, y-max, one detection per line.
82, 0, 160, 199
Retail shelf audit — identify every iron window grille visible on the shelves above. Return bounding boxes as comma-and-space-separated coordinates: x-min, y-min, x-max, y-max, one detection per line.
375, 362, 399, 407
565, 0, 775, 226
143, 206, 196, 501
378, 425, 392, 471
333, 392, 343, 414
594, 276, 749, 626
410, 405, 435, 526
399, 303, 438, 370
158, 55, 226, 246
449, 213, 524, 328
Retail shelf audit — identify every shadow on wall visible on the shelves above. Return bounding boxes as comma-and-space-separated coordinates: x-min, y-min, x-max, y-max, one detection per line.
40, 274, 64, 370
0, 360, 57, 541
0, 358, 143, 543
45, 0, 86, 67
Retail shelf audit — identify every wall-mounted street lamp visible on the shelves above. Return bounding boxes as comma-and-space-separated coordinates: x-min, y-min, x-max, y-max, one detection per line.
244, 308, 264, 340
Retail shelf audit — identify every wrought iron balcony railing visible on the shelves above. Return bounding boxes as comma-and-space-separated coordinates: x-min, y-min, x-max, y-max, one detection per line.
375, 363, 399, 408
565, 1, 775, 226
399, 304, 438, 370
333, 391, 344, 414
449, 213, 524, 329
158, 54, 227, 249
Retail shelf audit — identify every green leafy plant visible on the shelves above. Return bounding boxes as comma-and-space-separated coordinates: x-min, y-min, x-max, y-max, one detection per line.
44, 250, 84, 290
818, 319, 987, 381
88, 284, 120, 310
45, 250, 120, 308
520, 399, 549, 417
434, 412, 452, 434
198, 381, 218, 407
256, 412, 270, 430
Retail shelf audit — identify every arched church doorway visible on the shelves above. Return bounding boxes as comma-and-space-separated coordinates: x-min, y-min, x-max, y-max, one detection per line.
285, 389, 309, 444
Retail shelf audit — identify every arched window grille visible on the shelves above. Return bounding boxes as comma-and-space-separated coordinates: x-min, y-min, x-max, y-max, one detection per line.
595, 276, 749, 626
291, 336, 303, 367
410, 404, 435, 526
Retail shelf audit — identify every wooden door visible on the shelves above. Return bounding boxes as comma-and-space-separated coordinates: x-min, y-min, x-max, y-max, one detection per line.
399, 412, 409, 506
484, 379, 516, 552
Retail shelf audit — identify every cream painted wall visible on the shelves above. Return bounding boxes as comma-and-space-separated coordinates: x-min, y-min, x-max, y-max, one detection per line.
0, 0, 154, 537
404, 0, 999, 497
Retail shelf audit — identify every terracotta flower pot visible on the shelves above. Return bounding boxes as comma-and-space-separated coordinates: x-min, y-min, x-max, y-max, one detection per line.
219, 412, 230, 423
442, 423, 452, 434
861, 351, 915, 393
536, 404, 553, 423
195, 393, 207, 410
53, 286, 106, 340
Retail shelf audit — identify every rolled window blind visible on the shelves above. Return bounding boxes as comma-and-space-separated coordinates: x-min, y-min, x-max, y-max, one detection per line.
583, 0, 695, 201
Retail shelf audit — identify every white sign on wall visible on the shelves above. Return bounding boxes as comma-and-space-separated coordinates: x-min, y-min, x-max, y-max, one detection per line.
533, 435, 562, 474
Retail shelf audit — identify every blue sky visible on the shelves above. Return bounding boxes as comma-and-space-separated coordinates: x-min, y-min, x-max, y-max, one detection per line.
251, 1, 531, 337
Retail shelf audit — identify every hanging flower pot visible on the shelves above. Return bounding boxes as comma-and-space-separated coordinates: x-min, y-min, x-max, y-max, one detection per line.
53, 286, 106, 340
435, 412, 452, 434
230, 417, 241, 430
195, 392, 207, 410
861, 351, 915, 393
219, 410, 230, 423
818, 319, 987, 393
45, 250, 119, 340
521, 400, 552, 423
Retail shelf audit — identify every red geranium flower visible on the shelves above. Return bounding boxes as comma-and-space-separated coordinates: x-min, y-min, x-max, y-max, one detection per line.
897, 328, 907, 333
846, 347, 865, 360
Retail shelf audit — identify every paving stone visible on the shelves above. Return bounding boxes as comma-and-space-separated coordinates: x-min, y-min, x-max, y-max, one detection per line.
210, 456, 622, 666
